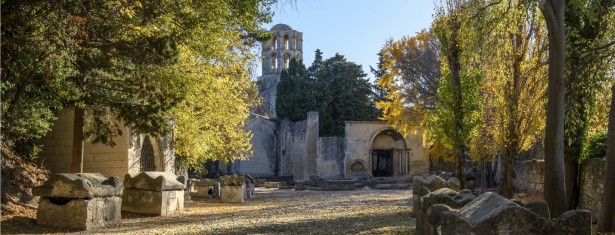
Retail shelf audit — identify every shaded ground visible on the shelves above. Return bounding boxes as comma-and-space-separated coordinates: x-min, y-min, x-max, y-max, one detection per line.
1, 188, 415, 234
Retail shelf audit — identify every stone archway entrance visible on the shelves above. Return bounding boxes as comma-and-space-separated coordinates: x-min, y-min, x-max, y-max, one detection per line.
370, 129, 408, 177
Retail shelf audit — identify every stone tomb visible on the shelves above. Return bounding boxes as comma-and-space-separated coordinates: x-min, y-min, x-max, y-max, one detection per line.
191, 179, 220, 198
435, 192, 591, 235
415, 187, 475, 235
33, 173, 122, 230
122, 172, 185, 215
412, 174, 460, 215
220, 175, 247, 203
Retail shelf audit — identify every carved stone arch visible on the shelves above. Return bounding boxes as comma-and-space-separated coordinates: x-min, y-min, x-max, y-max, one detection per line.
283, 34, 289, 49
270, 53, 276, 70
140, 136, 156, 172
368, 128, 409, 177
284, 53, 291, 69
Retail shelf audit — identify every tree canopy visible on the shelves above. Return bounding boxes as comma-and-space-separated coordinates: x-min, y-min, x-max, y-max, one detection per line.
276, 50, 380, 136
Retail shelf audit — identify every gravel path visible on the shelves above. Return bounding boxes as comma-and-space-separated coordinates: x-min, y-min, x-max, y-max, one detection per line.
2, 188, 415, 234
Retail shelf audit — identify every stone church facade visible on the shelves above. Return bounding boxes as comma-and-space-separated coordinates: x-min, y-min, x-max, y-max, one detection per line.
37, 109, 175, 180
233, 24, 429, 181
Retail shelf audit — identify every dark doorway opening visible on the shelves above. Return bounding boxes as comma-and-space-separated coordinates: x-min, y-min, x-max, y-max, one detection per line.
372, 150, 393, 177
140, 137, 156, 172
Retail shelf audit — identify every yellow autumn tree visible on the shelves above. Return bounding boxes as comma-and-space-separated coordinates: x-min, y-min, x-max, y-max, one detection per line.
376, 30, 440, 136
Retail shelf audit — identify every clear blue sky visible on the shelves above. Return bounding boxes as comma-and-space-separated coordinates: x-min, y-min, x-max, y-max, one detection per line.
257, 0, 436, 80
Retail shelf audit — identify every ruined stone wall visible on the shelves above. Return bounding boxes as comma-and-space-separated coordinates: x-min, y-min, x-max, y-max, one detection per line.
317, 137, 344, 179
237, 117, 277, 176
513, 159, 544, 194
578, 157, 606, 223
277, 112, 319, 181
38, 108, 130, 179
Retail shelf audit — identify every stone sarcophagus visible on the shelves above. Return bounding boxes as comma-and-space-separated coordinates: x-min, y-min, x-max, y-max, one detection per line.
415, 187, 475, 235
433, 192, 591, 235
220, 175, 246, 203
33, 173, 123, 230
412, 174, 460, 215
191, 179, 220, 198
122, 172, 185, 215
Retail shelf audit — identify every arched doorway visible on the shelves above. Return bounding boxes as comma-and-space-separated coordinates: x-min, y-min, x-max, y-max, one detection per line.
140, 136, 156, 172
370, 129, 408, 177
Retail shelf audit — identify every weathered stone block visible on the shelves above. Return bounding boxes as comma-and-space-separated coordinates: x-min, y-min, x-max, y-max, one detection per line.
578, 157, 605, 223
255, 178, 267, 187
416, 187, 475, 235
123, 172, 185, 191
122, 172, 185, 215
294, 181, 311, 190
437, 192, 591, 235
191, 179, 220, 198
264, 182, 281, 188
221, 185, 246, 203
220, 175, 245, 186
33, 173, 122, 199
37, 196, 121, 230
33, 173, 122, 230
122, 189, 184, 215
412, 174, 460, 215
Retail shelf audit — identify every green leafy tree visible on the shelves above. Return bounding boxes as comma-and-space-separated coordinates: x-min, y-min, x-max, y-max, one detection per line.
563, 0, 615, 209
276, 50, 379, 136
276, 58, 319, 121
1, 0, 275, 173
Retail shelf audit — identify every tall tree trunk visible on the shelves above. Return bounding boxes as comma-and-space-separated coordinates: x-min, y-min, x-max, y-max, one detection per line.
564, 159, 579, 209
598, 84, 615, 232
448, 16, 467, 189
540, 0, 568, 217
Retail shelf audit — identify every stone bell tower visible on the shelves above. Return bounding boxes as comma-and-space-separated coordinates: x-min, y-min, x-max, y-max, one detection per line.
258, 24, 303, 118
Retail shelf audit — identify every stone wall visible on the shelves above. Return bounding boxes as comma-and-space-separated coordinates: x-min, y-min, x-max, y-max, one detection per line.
578, 157, 606, 223
238, 117, 277, 176
317, 137, 344, 179
344, 121, 429, 179
38, 109, 130, 179
277, 112, 319, 181
38, 108, 174, 181
513, 159, 544, 194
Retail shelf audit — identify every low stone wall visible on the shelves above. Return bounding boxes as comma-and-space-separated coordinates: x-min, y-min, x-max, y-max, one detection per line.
578, 157, 606, 223
513, 159, 544, 194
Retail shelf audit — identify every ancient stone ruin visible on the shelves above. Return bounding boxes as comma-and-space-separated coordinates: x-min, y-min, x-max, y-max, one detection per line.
412, 174, 460, 214
220, 175, 247, 203
415, 187, 475, 235
434, 192, 591, 235
122, 172, 185, 215
33, 173, 122, 230
191, 179, 220, 198
578, 157, 606, 223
